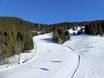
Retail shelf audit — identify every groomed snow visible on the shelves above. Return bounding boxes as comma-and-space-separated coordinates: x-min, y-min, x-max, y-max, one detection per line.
64, 35, 104, 78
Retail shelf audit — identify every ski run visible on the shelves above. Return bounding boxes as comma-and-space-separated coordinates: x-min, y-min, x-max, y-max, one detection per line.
0, 33, 104, 78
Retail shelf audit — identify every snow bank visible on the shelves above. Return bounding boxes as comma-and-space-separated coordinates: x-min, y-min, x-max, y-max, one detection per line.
0, 37, 37, 72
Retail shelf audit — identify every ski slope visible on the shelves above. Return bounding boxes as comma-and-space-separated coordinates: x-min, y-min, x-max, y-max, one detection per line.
0, 33, 78, 78
64, 35, 104, 78
0, 33, 104, 78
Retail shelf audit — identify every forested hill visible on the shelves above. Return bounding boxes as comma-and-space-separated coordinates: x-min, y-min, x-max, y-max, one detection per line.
0, 16, 104, 65
0, 16, 53, 65
0, 16, 39, 31
0, 17, 37, 64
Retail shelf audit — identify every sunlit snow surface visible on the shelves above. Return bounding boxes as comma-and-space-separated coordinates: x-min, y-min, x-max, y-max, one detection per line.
64, 35, 104, 78
0, 33, 78, 78
0, 33, 104, 78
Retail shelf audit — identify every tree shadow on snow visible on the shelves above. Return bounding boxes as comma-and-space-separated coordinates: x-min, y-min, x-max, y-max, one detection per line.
39, 68, 50, 71
50, 60, 62, 63
28, 66, 50, 71
40, 38, 54, 43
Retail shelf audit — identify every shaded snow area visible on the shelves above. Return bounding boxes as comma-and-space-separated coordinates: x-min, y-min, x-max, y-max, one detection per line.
0, 50, 36, 71
0, 33, 104, 78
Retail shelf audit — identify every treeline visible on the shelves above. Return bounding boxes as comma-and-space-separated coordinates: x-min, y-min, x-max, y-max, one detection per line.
0, 17, 53, 36
51, 20, 104, 43
0, 17, 34, 65
0, 16, 38, 31
0, 25, 34, 64
85, 21, 104, 36
32, 19, 104, 43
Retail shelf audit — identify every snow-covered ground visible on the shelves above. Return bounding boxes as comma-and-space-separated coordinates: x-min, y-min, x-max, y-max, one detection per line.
64, 35, 104, 78
0, 50, 36, 70
0, 33, 78, 78
0, 37, 36, 71
0, 33, 104, 78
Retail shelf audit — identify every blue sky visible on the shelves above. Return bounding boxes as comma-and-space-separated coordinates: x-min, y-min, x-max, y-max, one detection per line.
0, 0, 104, 24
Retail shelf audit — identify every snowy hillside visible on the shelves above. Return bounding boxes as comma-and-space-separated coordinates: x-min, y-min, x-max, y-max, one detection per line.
0, 33, 104, 78
64, 35, 104, 78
